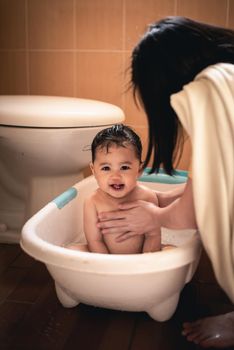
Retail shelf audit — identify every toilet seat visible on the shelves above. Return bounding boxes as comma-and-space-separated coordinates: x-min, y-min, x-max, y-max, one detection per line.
0, 96, 125, 128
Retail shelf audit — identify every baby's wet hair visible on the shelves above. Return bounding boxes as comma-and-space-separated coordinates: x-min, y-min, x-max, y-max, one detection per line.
91, 124, 142, 162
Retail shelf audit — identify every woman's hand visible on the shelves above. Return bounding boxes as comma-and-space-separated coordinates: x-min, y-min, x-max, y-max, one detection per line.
97, 200, 159, 242
97, 179, 197, 242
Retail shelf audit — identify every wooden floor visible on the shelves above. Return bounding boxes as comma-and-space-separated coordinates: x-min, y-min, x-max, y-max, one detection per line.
0, 244, 233, 350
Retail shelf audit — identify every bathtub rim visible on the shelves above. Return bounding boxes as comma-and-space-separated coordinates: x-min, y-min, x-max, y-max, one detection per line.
21, 202, 201, 275
20, 174, 201, 275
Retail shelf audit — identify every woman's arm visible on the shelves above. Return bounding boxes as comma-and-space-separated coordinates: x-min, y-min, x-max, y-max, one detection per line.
98, 178, 197, 241
157, 178, 197, 229
156, 183, 186, 207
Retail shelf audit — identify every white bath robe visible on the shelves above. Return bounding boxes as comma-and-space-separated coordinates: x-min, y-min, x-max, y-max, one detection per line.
170, 63, 234, 302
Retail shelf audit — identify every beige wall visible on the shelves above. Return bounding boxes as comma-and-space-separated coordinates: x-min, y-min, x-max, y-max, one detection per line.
1, 0, 234, 170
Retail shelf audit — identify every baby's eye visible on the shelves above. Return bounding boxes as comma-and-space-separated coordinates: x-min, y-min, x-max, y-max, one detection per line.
101, 166, 110, 171
121, 165, 131, 171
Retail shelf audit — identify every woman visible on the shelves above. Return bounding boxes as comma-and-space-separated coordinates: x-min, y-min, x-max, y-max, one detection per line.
97, 17, 234, 348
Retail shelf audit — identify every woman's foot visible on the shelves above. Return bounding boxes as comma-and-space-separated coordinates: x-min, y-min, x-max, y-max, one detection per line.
182, 312, 234, 348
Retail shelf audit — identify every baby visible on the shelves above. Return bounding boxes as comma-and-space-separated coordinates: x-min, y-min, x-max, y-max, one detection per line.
71, 124, 161, 254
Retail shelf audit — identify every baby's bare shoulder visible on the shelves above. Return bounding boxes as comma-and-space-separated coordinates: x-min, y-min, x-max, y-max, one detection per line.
84, 190, 98, 206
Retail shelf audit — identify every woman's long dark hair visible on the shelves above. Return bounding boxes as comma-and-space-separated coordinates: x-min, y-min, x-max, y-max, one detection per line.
131, 16, 234, 175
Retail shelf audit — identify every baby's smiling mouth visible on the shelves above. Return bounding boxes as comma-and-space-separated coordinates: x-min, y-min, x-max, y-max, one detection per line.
110, 184, 125, 190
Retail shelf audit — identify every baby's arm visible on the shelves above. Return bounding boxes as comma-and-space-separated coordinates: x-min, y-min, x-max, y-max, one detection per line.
142, 190, 161, 253
143, 229, 161, 253
83, 197, 109, 254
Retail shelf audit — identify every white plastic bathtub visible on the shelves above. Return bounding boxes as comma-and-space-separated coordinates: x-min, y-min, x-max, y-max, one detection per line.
20, 174, 201, 321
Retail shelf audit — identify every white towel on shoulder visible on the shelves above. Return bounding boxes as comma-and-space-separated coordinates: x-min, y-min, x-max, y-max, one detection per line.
171, 63, 234, 302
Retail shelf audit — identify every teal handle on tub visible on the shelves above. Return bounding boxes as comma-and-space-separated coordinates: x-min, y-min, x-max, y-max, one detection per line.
53, 187, 78, 209
139, 168, 188, 184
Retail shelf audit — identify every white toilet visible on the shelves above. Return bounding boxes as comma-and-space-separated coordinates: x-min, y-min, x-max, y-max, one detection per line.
0, 95, 125, 243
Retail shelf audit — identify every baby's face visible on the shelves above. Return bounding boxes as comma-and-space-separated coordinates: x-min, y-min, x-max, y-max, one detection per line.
91, 144, 142, 199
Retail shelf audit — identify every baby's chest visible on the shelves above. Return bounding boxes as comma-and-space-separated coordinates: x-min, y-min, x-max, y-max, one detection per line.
95, 201, 119, 214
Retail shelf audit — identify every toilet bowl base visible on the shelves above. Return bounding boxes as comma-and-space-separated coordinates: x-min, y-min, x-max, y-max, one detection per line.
0, 172, 85, 244
0, 228, 20, 243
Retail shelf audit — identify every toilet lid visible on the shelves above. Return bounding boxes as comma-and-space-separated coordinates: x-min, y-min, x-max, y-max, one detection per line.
0, 95, 125, 127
